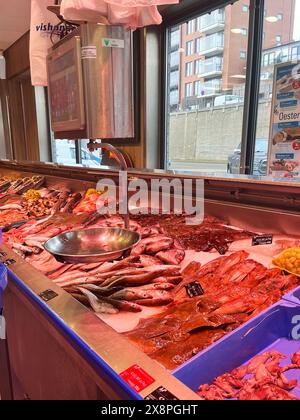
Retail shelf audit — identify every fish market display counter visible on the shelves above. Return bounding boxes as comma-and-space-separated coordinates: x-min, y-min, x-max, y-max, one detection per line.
0, 161, 300, 400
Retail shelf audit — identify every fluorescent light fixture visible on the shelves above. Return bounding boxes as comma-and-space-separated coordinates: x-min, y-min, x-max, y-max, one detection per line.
231, 28, 242, 34
178, 48, 185, 53
265, 16, 279, 23
231, 74, 246, 79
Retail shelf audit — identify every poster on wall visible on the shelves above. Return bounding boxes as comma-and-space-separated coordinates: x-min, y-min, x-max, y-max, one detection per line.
268, 61, 300, 178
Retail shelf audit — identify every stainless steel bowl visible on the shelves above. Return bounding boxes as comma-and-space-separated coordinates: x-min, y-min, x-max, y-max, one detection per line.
44, 228, 141, 264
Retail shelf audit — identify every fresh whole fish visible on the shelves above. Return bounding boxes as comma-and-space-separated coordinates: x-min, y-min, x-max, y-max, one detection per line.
72, 283, 122, 297
11, 243, 35, 254
146, 239, 174, 255
156, 249, 185, 265
0, 204, 23, 211
151, 276, 183, 285
77, 287, 119, 314
96, 296, 143, 313
109, 289, 153, 301
134, 290, 174, 307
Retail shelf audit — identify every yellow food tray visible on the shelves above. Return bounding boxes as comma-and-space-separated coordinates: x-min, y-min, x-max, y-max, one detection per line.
273, 247, 300, 277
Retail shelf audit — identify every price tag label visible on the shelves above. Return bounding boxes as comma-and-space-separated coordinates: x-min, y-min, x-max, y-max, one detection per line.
3, 259, 16, 267
39, 290, 58, 303
185, 281, 204, 298
120, 365, 155, 393
145, 386, 179, 401
81, 46, 97, 59
252, 234, 273, 246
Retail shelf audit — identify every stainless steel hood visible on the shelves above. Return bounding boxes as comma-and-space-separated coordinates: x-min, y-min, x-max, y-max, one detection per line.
47, 24, 134, 140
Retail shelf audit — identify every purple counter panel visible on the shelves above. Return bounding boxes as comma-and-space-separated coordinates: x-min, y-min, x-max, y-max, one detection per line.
283, 287, 300, 306
173, 301, 300, 399
7, 269, 142, 400
0, 264, 7, 312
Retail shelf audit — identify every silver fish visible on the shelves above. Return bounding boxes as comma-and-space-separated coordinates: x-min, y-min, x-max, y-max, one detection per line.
77, 287, 119, 314
109, 289, 152, 301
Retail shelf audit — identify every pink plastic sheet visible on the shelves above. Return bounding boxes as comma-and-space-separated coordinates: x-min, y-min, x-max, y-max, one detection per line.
60, 0, 179, 28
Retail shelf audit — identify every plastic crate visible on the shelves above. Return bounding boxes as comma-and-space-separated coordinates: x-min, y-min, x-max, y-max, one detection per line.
173, 301, 300, 399
283, 286, 300, 306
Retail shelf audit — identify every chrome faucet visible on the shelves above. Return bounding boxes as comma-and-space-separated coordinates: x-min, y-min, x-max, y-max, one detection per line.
87, 141, 130, 230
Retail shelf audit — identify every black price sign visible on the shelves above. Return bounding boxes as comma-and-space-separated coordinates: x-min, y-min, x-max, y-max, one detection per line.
3, 259, 16, 267
185, 281, 204, 298
39, 290, 58, 303
252, 234, 273, 246
145, 387, 179, 401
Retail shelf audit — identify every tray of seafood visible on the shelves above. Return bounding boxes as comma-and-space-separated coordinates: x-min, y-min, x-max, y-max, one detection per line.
173, 301, 300, 400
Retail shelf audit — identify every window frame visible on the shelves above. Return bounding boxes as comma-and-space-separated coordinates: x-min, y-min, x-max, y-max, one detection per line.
161, 0, 266, 174
185, 82, 193, 97
186, 40, 194, 56
185, 61, 193, 77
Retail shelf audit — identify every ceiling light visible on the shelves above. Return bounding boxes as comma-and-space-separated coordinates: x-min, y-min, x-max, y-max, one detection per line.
231, 74, 246, 79
265, 16, 279, 23
231, 28, 242, 34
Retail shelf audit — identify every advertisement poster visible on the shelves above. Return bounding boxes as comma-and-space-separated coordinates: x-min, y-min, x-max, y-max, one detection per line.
268, 61, 300, 178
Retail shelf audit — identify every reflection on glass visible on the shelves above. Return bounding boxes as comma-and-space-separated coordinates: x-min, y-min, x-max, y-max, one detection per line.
256, 0, 300, 174
80, 139, 102, 168
52, 139, 77, 165
166, 1, 250, 174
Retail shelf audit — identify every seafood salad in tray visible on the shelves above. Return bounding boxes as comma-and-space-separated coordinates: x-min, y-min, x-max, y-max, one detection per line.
1, 175, 300, 399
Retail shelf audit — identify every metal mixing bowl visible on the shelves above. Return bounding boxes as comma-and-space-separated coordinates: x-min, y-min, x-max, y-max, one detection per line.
44, 228, 141, 264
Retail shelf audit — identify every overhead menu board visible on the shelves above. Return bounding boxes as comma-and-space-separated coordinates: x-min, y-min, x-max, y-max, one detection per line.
268, 61, 300, 178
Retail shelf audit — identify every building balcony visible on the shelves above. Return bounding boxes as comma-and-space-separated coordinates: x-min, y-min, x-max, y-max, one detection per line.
198, 34, 224, 57
203, 80, 223, 95
197, 11, 225, 35
199, 45, 224, 57
196, 60, 223, 78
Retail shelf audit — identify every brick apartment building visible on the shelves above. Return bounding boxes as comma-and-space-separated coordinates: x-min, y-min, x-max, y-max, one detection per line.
168, 0, 296, 111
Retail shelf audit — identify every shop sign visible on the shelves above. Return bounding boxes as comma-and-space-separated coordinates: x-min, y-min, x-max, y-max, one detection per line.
268, 61, 300, 178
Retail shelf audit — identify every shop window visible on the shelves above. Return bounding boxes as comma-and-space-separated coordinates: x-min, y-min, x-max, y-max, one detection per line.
79, 140, 102, 168
165, 0, 250, 173
255, 0, 299, 175
52, 140, 77, 166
